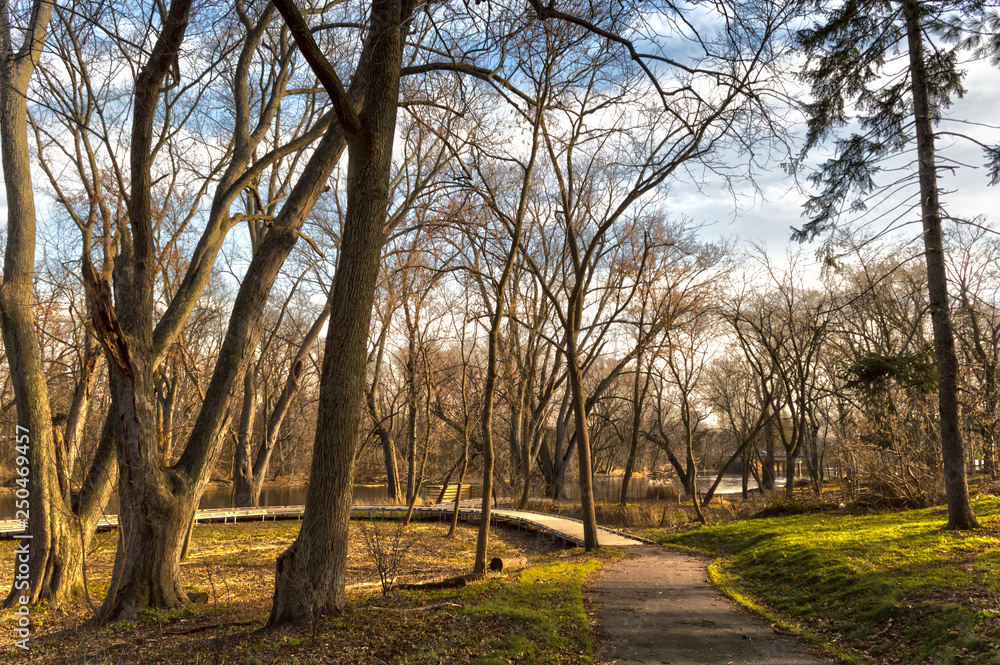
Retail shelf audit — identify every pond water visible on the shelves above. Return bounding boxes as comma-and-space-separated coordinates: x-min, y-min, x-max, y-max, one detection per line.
0, 473, 781, 521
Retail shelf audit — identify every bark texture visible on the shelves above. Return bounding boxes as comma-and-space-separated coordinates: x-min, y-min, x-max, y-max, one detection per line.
0, 0, 108, 610
268, 0, 412, 624
91, 0, 353, 622
903, 0, 978, 529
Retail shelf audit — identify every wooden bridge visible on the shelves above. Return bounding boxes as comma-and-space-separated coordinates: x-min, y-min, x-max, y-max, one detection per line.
0, 501, 644, 548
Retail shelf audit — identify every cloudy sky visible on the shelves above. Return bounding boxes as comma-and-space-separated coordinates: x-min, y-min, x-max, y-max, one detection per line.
679, 58, 1000, 263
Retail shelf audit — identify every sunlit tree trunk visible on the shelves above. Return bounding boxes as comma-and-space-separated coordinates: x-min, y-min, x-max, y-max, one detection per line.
0, 0, 97, 610
902, 0, 978, 529
268, 0, 413, 624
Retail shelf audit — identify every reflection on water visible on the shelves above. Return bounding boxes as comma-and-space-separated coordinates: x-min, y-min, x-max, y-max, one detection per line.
565, 474, 785, 503
0, 473, 782, 521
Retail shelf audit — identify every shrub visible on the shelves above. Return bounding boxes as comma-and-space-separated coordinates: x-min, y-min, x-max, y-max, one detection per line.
358, 514, 414, 596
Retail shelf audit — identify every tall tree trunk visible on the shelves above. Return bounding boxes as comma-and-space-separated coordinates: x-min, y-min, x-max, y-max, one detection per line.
405, 332, 418, 503
267, 134, 397, 619
0, 0, 92, 610
474, 324, 500, 575
471, 88, 542, 572
268, 0, 410, 624
903, 0, 978, 529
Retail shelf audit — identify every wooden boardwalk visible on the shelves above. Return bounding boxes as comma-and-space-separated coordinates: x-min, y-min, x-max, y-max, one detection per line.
0, 502, 644, 548
353, 503, 644, 548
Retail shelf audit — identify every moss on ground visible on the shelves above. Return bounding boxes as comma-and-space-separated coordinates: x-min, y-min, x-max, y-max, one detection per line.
644, 496, 1000, 665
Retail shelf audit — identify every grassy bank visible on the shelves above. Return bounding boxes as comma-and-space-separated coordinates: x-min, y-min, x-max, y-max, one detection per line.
1, 520, 615, 663
644, 496, 1000, 665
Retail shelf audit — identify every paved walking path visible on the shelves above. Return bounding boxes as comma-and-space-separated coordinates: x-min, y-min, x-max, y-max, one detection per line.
589, 545, 837, 665
2, 502, 837, 663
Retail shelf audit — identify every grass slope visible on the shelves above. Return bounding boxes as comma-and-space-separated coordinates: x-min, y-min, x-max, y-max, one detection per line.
644, 497, 1000, 665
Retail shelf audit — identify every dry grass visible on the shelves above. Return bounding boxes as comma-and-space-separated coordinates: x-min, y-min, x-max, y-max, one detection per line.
0, 518, 564, 663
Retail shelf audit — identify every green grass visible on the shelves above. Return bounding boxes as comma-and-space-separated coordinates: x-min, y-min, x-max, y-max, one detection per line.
643, 496, 1000, 665
300, 549, 619, 665
3, 520, 611, 663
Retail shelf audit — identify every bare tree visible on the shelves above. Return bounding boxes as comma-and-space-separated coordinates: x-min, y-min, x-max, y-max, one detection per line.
233, 296, 330, 507
951, 224, 1000, 480
726, 250, 834, 498
0, 0, 104, 610
39, 0, 356, 622
267, 0, 421, 624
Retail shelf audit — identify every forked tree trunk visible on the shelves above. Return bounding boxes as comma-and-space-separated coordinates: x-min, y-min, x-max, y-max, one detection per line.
680, 402, 707, 525
540, 392, 575, 499
903, 0, 978, 530
90, 2, 353, 621
94, 359, 194, 623
88, 0, 198, 624
247, 306, 329, 505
